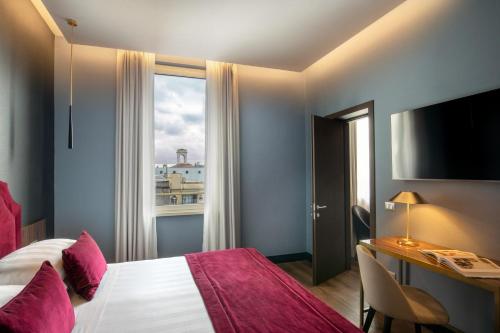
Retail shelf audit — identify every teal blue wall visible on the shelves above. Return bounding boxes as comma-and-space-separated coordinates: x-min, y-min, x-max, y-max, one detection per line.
0, 0, 54, 235
54, 39, 116, 260
53, 42, 307, 260
238, 65, 306, 256
304, 1, 500, 331
156, 215, 203, 257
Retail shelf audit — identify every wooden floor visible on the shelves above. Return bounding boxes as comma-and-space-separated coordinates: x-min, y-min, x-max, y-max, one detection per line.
278, 260, 429, 333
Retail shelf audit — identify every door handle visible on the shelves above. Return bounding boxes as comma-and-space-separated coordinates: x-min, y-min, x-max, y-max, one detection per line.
313, 204, 327, 219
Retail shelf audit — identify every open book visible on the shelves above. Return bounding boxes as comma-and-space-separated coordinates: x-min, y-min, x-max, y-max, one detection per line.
419, 249, 500, 278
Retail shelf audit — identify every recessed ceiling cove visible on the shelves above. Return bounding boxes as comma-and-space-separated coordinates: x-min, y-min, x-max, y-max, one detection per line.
42, 0, 403, 71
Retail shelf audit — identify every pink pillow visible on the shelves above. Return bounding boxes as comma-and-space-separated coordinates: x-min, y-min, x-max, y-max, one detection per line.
0, 198, 16, 258
0, 261, 75, 333
62, 230, 107, 300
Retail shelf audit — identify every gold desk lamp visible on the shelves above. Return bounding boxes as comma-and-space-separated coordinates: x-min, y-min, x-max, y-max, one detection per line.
389, 191, 425, 247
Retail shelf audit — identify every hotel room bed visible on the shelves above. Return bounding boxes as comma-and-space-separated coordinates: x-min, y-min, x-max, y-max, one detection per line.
0, 182, 361, 333
71, 256, 214, 333
71, 249, 361, 333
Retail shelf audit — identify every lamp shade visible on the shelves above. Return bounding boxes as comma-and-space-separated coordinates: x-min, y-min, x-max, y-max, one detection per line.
389, 191, 425, 205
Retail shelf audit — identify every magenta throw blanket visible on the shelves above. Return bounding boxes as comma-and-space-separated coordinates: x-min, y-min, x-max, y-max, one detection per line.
185, 248, 361, 333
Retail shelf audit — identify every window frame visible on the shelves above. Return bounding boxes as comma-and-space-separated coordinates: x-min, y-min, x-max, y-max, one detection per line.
154, 63, 206, 217
155, 64, 206, 79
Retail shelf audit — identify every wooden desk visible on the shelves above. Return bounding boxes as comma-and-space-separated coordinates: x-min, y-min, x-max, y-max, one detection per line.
359, 237, 500, 333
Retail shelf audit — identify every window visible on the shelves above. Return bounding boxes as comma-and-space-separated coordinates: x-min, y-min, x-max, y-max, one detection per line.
154, 66, 206, 216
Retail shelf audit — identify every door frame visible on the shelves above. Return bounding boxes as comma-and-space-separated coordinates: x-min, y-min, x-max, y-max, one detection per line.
317, 100, 376, 271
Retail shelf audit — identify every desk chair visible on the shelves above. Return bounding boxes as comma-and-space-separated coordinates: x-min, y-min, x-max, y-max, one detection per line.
352, 205, 370, 243
356, 245, 449, 333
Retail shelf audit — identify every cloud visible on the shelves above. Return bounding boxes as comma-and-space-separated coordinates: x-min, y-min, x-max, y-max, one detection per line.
183, 113, 204, 124
154, 75, 205, 164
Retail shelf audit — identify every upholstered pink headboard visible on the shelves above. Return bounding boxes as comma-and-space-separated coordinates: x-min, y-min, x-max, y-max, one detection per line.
0, 181, 21, 257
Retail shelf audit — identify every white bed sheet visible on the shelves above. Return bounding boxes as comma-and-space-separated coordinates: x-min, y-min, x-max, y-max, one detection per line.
71, 256, 215, 333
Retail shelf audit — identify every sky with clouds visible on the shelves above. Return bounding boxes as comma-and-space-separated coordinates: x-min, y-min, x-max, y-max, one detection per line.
154, 75, 205, 165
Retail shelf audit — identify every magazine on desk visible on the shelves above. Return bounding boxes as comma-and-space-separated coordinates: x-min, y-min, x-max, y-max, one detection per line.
419, 249, 500, 278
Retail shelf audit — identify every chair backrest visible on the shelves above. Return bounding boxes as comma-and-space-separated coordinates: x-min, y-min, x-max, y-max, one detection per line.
356, 245, 417, 322
352, 205, 370, 241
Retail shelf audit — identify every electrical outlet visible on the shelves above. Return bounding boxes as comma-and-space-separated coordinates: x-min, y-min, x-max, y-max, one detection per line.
385, 201, 395, 211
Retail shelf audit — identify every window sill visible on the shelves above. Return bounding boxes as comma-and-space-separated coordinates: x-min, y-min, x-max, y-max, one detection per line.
155, 203, 204, 217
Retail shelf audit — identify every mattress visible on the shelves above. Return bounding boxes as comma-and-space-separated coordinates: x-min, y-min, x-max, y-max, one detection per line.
71, 256, 214, 333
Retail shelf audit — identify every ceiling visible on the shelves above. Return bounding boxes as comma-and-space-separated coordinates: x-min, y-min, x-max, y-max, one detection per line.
42, 0, 403, 71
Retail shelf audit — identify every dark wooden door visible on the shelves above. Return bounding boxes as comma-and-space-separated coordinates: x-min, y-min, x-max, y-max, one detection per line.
312, 115, 347, 285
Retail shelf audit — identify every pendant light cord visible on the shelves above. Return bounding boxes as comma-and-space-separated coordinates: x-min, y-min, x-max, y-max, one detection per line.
69, 24, 74, 106
67, 19, 77, 149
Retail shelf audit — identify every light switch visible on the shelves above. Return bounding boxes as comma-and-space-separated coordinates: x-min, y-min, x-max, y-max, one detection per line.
385, 201, 395, 211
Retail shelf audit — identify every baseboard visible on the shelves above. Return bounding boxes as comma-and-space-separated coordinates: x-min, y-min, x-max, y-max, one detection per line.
267, 252, 312, 264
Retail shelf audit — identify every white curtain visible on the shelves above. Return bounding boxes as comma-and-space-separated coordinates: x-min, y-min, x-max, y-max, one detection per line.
349, 117, 370, 211
348, 121, 358, 258
115, 50, 157, 262
355, 117, 370, 210
202, 61, 240, 251
349, 121, 358, 210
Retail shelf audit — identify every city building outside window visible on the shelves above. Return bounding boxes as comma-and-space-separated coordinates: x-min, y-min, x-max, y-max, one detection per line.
154, 68, 206, 216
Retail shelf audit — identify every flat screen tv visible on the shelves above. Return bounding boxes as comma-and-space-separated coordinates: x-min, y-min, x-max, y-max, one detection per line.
391, 88, 500, 181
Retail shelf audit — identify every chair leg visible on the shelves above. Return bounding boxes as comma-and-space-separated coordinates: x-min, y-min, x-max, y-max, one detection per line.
415, 323, 422, 333
363, 307, 376, 332
383, 316, 393, 333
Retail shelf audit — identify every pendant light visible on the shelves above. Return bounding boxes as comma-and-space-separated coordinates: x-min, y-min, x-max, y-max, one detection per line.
67, 18, 78, 149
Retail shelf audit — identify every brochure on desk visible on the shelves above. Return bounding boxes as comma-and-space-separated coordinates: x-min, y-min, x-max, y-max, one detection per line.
419, 249, 500, 278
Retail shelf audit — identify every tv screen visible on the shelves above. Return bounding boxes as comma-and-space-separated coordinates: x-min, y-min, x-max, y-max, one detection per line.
391, 88, 500, 181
